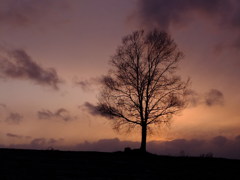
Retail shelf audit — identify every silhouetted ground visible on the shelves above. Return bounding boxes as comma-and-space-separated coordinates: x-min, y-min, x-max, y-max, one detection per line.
0, 148, 239, 180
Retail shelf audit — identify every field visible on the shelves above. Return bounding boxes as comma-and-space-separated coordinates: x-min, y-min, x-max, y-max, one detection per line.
1, 148, 239, 179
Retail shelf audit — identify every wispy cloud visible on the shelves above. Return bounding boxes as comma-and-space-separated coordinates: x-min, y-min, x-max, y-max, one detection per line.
205, 89, 224, 106
5, 112, 23, 124
6, 133, 22, 139
73, 77, 100, 92
185, 90, 200, 107
0, 48, 62, 89
0, 103, 6, 108
6, 133, 31, 139
185, 89, 224, 107
30, 138, 63, 147
38, 108, 76, 121
6, 137, 64, 150
0, 0, 69, 27
74, 79, 93, 92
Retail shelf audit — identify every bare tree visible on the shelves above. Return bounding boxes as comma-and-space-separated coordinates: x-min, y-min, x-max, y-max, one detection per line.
97, 30, 189, 152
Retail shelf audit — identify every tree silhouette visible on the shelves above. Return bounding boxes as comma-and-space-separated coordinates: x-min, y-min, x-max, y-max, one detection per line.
97, 30, 189, 152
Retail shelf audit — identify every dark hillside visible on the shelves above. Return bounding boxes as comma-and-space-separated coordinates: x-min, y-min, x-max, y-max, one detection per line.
0, 148, 239, 179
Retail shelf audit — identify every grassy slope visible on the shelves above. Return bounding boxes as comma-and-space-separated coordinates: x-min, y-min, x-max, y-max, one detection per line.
0, 148, 239, 180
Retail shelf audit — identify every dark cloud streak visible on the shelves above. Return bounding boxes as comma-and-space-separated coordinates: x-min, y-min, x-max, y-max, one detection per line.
38, 108, 76, 121
0, 48, 62, 89
6, 133, 23, 139
81, 102, 102, 116
6, 137, 64, 150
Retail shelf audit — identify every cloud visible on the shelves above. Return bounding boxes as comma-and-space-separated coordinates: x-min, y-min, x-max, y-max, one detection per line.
0, 48, 62, 89
38, 108, 76, 121
211, 136, 228, 146
0, 103, 6, 108
73, 77, 101, 92
6, 133, 31, 139
6, 133, 23, 139
72, 138, 139, 152
185, 89, 224, 107
30, 138, 64, 148
74, 79, 93, 92
7, 137, 64, 150
185, 90, 200, 107
135, 0, 233, 30
80, 102, 102, 116
205, 89, 224, 106
5, 112, 23, 124
0, 105, 23, 124
0, 0, 69, 27
134, 0, 240, 48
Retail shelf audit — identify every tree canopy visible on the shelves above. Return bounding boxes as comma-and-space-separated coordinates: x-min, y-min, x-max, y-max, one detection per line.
97, 29, 189, 152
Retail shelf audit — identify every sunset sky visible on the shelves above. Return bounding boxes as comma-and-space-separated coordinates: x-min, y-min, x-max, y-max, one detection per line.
0, 0, 240, 158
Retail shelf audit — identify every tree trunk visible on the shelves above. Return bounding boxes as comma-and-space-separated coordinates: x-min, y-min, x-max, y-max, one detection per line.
140, 123, 147, 152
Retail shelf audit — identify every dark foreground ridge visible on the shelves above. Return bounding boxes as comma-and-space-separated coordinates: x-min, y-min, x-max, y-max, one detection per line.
1, 148, 239, 180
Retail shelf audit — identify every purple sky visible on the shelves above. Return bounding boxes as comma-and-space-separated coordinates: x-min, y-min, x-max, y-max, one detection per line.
0, 0, 240, 159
